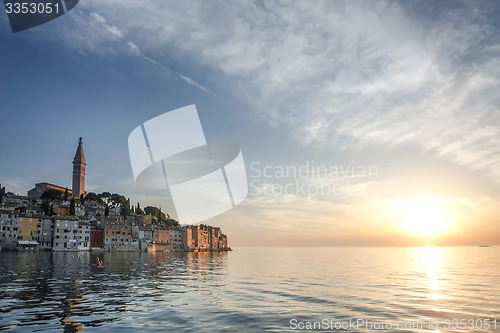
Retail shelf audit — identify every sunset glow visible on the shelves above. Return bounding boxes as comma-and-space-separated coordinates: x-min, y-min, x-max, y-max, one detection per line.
394, 199, 452, 237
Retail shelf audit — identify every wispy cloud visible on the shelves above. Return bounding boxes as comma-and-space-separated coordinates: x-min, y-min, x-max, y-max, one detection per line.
126, 41, 215, 95
55, 9, 214, 96
175, 73, 215, 96
61, 0, 500, 182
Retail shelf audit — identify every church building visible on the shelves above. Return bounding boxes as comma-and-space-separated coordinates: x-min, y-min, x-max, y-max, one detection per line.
27, 138, 86, 199
72, 137, 86, 198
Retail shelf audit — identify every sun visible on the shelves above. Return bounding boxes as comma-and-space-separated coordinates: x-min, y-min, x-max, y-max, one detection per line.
394, 198, 451, 237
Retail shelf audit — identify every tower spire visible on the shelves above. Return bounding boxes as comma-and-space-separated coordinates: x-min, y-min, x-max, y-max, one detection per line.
72, 137, 86, 198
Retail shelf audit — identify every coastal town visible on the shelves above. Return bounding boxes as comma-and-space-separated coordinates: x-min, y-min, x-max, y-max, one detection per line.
0, 138, 229, 252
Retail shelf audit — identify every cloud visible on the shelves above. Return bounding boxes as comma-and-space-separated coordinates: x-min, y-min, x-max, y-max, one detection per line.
54, 8, 214, 95
126, 41, 215, 96
175, 73, 215, 96
53, 1, 500, 181
126, 41, 140, 55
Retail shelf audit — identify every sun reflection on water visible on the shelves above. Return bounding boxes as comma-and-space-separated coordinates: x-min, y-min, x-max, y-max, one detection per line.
419, 247, 442, 300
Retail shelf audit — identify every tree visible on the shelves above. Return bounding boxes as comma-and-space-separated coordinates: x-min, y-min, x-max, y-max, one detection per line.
136, 202, 144, 215
165, 217, 179, 227
70, 198, 76, 216
105, 204, 109, 217
41, 201, 50, 216
64, 187, 69, 201
120, 198, 132, 217
49, 203, 55, 216
110, 194, 127, 207
144, 206, 167, 221
85, 192, 103, 203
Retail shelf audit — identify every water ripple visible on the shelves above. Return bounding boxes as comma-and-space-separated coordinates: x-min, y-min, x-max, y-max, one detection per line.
0, 247, 498, 332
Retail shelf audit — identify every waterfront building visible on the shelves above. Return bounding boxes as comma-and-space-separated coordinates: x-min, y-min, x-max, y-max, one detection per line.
17, 216, 39, 242
182, 225, 196, 251
192, 225, 210, 251
36, 217, 55, 250
210, 227, 221, 251
75, 220, 91, 250
171, 227, 183, 250
90, 226, 104, 250
152, 227, 171, 252
219, 234, 228, 250
132, 224, 153, 251
0, 208, 18, 251
52, 216, 90, 251
103, 218, 138, 251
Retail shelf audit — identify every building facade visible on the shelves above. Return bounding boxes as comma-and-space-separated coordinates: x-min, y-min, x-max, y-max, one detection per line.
28, 183, 72, 199
52, 217, 90, 251
0, 209, 18, 251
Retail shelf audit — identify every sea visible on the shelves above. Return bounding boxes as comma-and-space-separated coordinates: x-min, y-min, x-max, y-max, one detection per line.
0, 247, 498, 332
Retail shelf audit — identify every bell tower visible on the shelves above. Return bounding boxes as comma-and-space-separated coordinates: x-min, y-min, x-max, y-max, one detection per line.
72, 137, 86, 199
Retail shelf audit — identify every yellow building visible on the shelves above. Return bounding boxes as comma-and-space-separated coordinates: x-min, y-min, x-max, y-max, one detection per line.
17, 216, 39, 241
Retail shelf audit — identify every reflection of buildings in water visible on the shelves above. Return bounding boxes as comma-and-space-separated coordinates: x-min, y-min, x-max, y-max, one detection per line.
0, 252, 123, 331
43, 252, 90, 332
61, 278, 86, 332
90, 252, 153, 276
1, 249, 231, 330
186, 250, 229, 275
184, 251, 229, 306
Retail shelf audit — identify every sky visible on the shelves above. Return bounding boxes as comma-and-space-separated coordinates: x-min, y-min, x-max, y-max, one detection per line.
1, 0, 499, 247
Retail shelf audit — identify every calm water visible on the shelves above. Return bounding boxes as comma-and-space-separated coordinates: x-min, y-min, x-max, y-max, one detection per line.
0, 247, 498, 332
